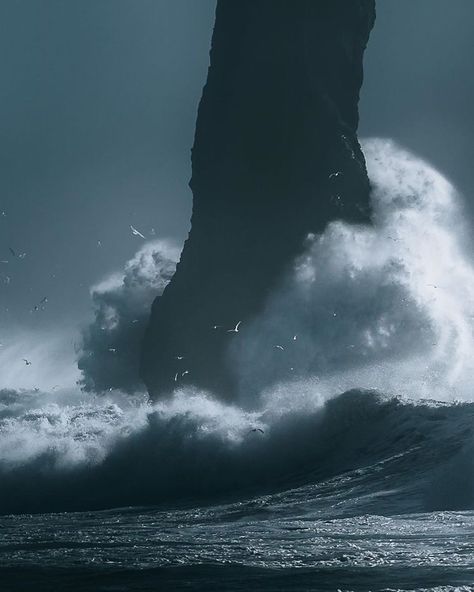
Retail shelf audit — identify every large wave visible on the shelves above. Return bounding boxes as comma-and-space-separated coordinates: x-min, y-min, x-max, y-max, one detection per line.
0, 386, 473, 515
1, 139, 474, 515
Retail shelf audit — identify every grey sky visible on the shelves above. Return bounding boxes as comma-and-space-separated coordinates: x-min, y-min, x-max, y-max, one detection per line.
0, 0, 473, 334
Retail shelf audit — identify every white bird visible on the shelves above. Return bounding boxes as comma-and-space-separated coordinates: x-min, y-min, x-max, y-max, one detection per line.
22, 358, 32, 366
174, 373, 179, 382
212, 324, 222, 330
175, 356, 185, 360
9, 247, 26, 259
181, 370, 190, 377
329, 171, 341, 179
227, 321, 242, 333
275, 345, 285, 351
130, 225, 146, 239
108, 348, 117, 353
293, 335, 297, 341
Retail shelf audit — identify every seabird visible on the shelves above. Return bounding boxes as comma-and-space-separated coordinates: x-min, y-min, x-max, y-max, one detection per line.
248, 428, 265, 434
181, 370, 190, 377
22, 358, 32, 366
175, 356, 185, 360
174, 372, 179, 382
108, 348, 117, 353
329, 172, 341, 179
293, 335, 297, 341
227, 321, 242, 333
130, 225, 146, 239
9, 247, 26, 259
275, 345, 285, 351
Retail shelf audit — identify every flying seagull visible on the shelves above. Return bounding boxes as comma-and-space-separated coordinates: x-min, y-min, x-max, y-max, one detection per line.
22, 358, 32, 366
293, 335, 297, 341
181, 370, 190, 377
32, 297, 47, 311
130, 225, 146, 239
329, 171, 342, 179
248, 428, 265, 434
175, 356, 185, 360
174, 372, 179, 382
9, 247, 26, 259
227, 321, 242, 333
275, 345, 285, 351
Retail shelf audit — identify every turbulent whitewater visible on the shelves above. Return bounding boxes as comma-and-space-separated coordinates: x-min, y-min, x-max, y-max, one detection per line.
1, 142, 474, 590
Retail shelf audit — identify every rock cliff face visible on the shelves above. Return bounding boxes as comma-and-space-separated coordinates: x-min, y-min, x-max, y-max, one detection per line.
141, 0, 376, 400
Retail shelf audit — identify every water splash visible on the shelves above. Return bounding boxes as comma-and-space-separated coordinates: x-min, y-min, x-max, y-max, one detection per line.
232, 139, 474, 403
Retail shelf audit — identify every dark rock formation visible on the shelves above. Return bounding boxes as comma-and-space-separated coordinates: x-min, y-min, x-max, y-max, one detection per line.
141, 0, 376, 400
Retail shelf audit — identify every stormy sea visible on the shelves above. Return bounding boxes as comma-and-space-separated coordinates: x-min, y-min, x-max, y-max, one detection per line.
1, 140, 474, 591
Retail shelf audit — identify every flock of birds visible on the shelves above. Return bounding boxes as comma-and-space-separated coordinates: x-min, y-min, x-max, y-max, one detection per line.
1, 222, 152, 366
172, 318, 298, 387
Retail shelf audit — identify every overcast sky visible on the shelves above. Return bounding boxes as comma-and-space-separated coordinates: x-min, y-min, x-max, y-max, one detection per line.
0, 0, 473, 335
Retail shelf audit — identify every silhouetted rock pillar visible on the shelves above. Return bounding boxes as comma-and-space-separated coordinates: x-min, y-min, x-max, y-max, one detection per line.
141, 0, 376, 400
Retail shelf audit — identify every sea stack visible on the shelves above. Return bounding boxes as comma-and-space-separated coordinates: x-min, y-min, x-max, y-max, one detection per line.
141, 0, 376, 399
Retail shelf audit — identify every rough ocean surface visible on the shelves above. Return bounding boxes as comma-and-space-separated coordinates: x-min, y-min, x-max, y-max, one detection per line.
141, 0, 376, 399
